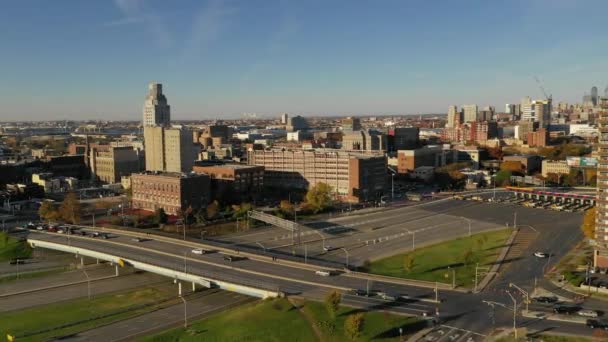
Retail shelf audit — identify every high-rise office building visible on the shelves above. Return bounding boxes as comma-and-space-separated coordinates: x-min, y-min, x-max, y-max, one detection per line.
595, 96, 608, 268
144, 126, 198, 173
592, 86, 599, 106
505, 104, 515, 114
462, 104, 478, 123
281, 113, 289, 125
447, 106, 459, 128
286, 115, 309, 132
142, 83, 170, 127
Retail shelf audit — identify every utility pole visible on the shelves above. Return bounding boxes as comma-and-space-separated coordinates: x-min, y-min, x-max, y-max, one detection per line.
435, 282, 438, 302
513, 211, 517, 229
475, 263, 479, 292
509, 283, 529, 313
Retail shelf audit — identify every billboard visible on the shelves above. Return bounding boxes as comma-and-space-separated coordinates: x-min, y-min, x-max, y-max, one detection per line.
566, 157, 597, 167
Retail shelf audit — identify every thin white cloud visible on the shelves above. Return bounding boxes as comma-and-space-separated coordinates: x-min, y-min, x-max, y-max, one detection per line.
106, 0, 172, 48
178, 0, 236, 63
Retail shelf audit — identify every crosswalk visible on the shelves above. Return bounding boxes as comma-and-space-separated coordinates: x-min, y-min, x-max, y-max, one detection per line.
421, 325, 486, 342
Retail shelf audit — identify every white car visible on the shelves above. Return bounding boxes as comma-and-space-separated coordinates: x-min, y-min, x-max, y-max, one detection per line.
191, 248, 206, 255
323, 246, 333, 252
534, 252, 548, 258
578, 309, 598, 318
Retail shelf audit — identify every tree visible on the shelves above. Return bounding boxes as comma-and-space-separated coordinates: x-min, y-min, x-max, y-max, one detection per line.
493, 170, 512, 186
232, 202, 252, 219
279, 200, 295, 217
58, 192, 81, 224
462, 247, 475, 266
403, 255, 415, 273
38, 201, 59, 222
206, 200, 219, 219
306, 183, 333, 213
194, 208, 207, 226
581, 207, 596, 240
154, 208, 168, 225
325, 290, 342, 318
344, 313, 365, 340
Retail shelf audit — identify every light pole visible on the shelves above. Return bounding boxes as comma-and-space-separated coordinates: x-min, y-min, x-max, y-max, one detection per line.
509, 283, 529, 312
256, 241, 266, 255
506, 291, 517, 339
179, 295, 187, 328
391, 174, 395, 200
83, 266, 91, 300
461, 217, 472, 237
340, 247, 350, 269
448, 267, 456, 289
513, 211, 517, 230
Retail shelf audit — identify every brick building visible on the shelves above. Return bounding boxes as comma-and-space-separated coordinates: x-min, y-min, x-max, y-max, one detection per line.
192, 164, 264, 202
131, 172, 211, 215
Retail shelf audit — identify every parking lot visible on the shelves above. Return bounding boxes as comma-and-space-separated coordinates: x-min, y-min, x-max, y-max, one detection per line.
456, 191, 594, 213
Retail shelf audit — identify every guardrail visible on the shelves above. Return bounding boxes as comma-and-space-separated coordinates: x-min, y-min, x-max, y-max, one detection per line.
345, 270, 454, 292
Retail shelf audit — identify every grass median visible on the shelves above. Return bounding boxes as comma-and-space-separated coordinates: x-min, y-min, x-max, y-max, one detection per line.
0, 285, 176, 342
367, 229, 512, 288
140, 297, 423, 341
0, 232, 32, 262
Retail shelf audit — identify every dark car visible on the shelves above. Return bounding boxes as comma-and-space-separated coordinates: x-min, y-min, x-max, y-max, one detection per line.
587, 319, 608, 330
351, 289, 368, 296
553, 305, 580, 315
223, 255, 243, 262
9, 259, 25, 265
533, 296, 558, 304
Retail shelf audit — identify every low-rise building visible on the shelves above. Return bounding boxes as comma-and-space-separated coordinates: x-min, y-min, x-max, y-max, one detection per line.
192, 164, 264, 202
89, 146, 143, 184
397, 145, 455, 174
503, 155, 542, 175
541, 160, 570, 178
131, 172, 211, 215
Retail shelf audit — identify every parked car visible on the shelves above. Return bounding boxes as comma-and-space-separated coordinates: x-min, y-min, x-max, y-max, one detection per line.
553, 305, 580, 315
323, 246, 334, 252
587, 319, 608, 330
578, 309, 599, 318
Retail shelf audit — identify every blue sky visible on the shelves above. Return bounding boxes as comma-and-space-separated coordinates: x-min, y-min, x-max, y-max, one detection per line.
1, 0, 608, 121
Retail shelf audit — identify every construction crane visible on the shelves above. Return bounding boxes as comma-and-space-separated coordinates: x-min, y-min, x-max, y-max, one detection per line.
534, 76, 552, 101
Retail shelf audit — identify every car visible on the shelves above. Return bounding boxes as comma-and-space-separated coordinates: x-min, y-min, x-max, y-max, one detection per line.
534, 252, 548, 258
9, 259, 25, 265
553, 305, 580, 315
578, 309, 599, 318
323, 246, 333, 252
191, 248, 206, 255
587, 319, 608, 330
315, 270, 332, 277
533, 296, 558, 304
100, 233, 109, 239
131, 237, 143, 243
92, 232, 100, 237
223, 255, 242, 262
378, 292, 397, 301
79, 230, 87, 236
350, 289, 369, 296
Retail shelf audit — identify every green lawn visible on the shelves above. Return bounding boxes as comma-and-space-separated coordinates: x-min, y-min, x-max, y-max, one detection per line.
141, 298, 317, 342
0, 232, 32, 261
368, 229, 513, 288
141, 298, 423, 342
0, 286, 176, 342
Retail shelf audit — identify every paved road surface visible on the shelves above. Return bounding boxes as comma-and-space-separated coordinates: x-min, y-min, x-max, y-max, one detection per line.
61, 289, 254, 342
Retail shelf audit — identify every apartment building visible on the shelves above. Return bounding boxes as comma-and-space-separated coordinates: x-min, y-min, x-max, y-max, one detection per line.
595, 97, 608, 268
89, 146, 143, 184
192, 164, 264, 201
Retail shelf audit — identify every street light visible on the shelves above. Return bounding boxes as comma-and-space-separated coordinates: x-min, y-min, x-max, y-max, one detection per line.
83, 266, 91, 300
340, 247, 350, 269
506, 291, 518, 339
509, 283, 529, 312
179, 295, 187, 328
461, 217, 472, 237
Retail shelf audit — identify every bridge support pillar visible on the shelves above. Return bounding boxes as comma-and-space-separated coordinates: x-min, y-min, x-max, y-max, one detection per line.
115, 265, 119, 276
192, 282, 196, 292
96, 258, 99, 264
80, 257, 84, 267
178, 282, 183, 296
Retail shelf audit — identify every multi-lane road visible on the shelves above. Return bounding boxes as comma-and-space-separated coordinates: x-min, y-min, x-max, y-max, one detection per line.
13, 195, 603, 340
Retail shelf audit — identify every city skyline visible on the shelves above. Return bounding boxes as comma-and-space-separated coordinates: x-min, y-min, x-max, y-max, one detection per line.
2, 0, 608, 121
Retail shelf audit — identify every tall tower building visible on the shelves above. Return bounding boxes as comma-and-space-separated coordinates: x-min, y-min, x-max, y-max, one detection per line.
447, 106, 458, 128
462, 104, 478, 123
595, 96, 608, 269
143, 82, 171, 127
592, 86, 599, 106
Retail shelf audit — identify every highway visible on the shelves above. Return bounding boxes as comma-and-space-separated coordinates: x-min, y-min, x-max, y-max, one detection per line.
17, 195, 603, 340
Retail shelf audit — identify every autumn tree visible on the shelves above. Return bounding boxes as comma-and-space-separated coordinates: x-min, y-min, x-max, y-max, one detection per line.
500, 161, 525, 175
462, 247, 475, 266
581, 207, 596, 239
232, 202, 252, 219
206, 200, 219, 219
325, 290, 342, 318
38, 201, 59, 222
493, 170, 512, 186
344, 312, 365, 340
306, 182, 334, 213
279, 200, 295, 217
403, 255, 415, 273
58, 192, 81, 224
